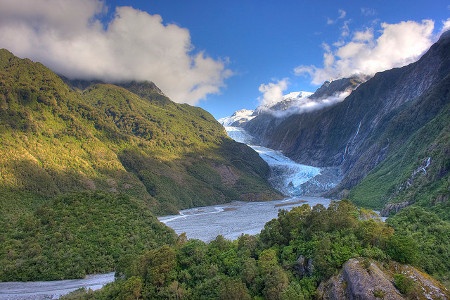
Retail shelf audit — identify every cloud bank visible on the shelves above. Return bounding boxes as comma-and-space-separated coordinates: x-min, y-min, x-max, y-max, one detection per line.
255, 77, 353, 119
0, 0, 231, 104
295, 20, 436, 85
266, 90, 351, 119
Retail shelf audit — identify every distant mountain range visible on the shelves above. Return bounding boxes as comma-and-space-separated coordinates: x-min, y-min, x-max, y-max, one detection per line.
223, 32, 450, 217
220, 34, 450, 286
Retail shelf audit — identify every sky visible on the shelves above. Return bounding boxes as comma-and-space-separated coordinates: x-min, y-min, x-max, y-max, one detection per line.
0, 0, 449, 119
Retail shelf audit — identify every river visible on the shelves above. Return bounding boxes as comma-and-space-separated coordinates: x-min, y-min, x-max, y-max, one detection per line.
0, 273, 115, 300
1, 126, 334, 298
158, 126, 335, 242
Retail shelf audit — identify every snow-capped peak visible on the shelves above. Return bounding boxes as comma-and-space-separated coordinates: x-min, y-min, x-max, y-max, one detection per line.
255, 90, 313, 113
219, 109, 255, 126
282, 91, 313, 101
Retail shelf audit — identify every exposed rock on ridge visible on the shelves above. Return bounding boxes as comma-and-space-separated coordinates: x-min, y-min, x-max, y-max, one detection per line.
317, 258, 449, 299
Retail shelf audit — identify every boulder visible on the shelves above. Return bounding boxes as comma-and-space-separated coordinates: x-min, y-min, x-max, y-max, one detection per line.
317, 258, 449, 299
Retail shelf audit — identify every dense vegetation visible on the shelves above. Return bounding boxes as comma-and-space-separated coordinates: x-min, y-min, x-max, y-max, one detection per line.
348, 75, 450, 286
0, 49, 279, 281
0, 191, 176, 281
62, 200, 430, 299
349, 75, 450, 211
387, 206, 450, 287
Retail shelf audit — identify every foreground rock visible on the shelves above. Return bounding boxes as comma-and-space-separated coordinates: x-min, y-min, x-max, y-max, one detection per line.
317, 258, 449, 299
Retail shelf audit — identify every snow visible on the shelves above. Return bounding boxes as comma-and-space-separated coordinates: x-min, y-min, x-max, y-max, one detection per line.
224, 126, 255, 144
219, 90, 313, 126
218, 109, 255, 126
283, 91, 313, 101
251, 145, 321, 195
225, 126, 321, 196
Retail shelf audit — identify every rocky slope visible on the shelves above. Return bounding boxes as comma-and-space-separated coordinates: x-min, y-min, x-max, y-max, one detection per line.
242, 76, 365, 148
240, 32, 449, 211
317, 258, 449, 299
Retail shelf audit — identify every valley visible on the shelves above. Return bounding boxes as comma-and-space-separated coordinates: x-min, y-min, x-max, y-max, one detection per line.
0, 13, 448, 299
159, 126, 334, 242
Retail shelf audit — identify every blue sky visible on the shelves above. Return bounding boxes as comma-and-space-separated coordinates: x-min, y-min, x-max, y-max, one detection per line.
0, 0, 449, 119
136, 0, 449, 118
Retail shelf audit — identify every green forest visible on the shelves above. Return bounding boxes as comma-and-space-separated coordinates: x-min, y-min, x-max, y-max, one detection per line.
60, 200, 448, 299
0, 49, 278, 283
0, 47, 448, 299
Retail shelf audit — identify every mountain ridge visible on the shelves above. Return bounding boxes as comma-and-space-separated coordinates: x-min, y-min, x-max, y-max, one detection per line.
224, 32, 449, 209
0, 48, 280, 281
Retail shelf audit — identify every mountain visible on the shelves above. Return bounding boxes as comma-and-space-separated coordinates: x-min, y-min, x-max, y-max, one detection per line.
0, 49, 279, 281
236, 33, 449, 211
220, 33, 450, 285
219, 109, 256, 126
255, 90, 314, 114
241, 76, 365, 148
219, 91, 314, 127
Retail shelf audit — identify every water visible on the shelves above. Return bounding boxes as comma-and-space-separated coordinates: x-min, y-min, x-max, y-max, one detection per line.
0, 273, 115, 300
159, 197, 331, 242
159, 126, 333, 242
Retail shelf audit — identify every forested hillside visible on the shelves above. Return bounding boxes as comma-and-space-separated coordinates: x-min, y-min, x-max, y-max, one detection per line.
61, 201, 449, 299
0, 49, 279, 281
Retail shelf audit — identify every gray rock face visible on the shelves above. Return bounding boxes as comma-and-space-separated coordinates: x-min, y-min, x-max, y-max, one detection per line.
343, 259, 403, 300
317, 258, 449, 300
380, 202, 412, 217
245, 31, 450, 198
318, 259, 403, 300
308, 76, 368, 100
294, 255, 313, 278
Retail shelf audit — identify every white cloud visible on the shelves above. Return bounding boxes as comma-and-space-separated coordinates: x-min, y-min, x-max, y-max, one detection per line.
268, 90, 352, 118
341, 20, 351, 37
0, 0, 231, 104
353, 28, 374, 42
257, 79, 289, 107
441, 18, 450, 33
295, 20, 435, 85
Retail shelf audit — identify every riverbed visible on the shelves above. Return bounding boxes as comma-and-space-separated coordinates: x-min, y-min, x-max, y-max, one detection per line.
0, 273, 115, 300
158, 196, 331, 242
0, 126, 335, 298
158, 126, 335, 242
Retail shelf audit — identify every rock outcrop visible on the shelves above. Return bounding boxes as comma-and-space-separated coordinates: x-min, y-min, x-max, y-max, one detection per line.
380, 202, 413, 217
317, 258, 449, 300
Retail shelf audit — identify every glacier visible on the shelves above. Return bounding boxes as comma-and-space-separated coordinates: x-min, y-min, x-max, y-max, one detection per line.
158, 126, 334, 242
225, 126, 321, 196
